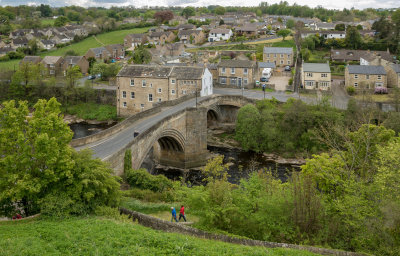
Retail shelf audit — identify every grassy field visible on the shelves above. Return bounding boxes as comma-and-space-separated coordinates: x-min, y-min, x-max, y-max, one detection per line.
0, 27, 150, 71
41, 19, 55, 27
63, 103, 117, 121
0, 217, 320, 256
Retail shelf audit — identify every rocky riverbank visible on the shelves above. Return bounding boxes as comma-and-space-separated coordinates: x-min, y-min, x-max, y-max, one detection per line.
64, 114, 116, 125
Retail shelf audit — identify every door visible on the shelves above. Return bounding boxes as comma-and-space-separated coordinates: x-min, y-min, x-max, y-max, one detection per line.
238, 78, 242, 88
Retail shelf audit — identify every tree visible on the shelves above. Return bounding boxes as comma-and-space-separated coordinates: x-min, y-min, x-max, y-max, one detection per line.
345, 26, 362, 49
38, 4, 51, 17
334, 23, 345, 31
130, 44, 152, 64
277, 29, 291, 41
202, 155, 229, 182
154, 10, 174, 23
66, 65, 82, 88
54, 16, 69, 27
181, 7, 195, 19
286, 19, 295, 29
124, 149, 132, 175
219, 19, 224, 25
214, 6, 226, 15
0, 98, 120, 217
28, 39, 39, 55
235, 104, 262, 151
301, 48, 311, 61
0, 15, 12, 35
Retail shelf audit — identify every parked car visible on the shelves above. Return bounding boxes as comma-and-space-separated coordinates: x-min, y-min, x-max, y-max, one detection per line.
284, 66, 291, 71
260, 77, 269, 82
87, 75, 96, 80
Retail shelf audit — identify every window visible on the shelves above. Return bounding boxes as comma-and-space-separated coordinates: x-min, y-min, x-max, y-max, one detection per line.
158, 98, 162, 102
220, 77, 226, 84
377, 75, 382, 80
221, 67, 226, 74
142, 80, 146, 87
171, 89, 175, 94
140, 104, 144, 108
230, 77, 237, 85
305, 81, 314, 87
231, 68, 235, 74
244, 68, 248, 75
306, 72, 313, 77
122, 91, 126, 98
274, 54, 277, 58
320, 82, 330, 87
366, 75, 369, 79
130, 79, 134, 86
50, 70, 55, 74
148, 94, 153, 102
183, 90, 187, 94
171, 79, 176, 84
123, 102, 127, 107
287, 60, 291, 65
354, 82, 358, 87
150, 83, 153, 88
243, 78, 248, 85
267, 54, 270, 58
280, 54, 284, 58
354, 74, 358, 79
280, 60, 284, 64
158, 88, 162, 93
131, 92, 135, 99
288, 54, 291, 59
321, 73, 327, 78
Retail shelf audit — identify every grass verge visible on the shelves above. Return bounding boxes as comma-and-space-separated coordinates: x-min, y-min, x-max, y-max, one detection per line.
63, 103, 117, 121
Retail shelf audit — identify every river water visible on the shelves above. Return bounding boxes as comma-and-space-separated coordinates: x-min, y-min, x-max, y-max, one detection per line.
69, 122, 116, 139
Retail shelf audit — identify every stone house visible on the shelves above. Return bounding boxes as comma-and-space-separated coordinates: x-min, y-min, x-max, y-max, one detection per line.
39, 39, 56, 50
148, 32, 175, 45
217, 59, 257, 89
208, 29, 232, 42
124, 34, 148, 49
20, 56, 42, 65
235, 24, 258, 37
301, 62, 332, 90
360, 50, 395, 66
263, 47, 294, 66
63, 56, 89, 75
116, 65, 213, 116
11, 37, 29, 49
104, 44, 125, 59
387, 64, 400, 88
178, 30, 205, 44
345, 65, 387, 89
85, 47, 111, 61
156, 43, 185, 58
41, 56, 64, 76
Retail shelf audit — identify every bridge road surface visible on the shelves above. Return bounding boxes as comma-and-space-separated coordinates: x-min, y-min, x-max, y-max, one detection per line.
75, 88, 342, 161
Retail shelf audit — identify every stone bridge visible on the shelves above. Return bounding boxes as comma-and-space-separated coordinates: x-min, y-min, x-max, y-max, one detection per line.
96, 95, 256, 175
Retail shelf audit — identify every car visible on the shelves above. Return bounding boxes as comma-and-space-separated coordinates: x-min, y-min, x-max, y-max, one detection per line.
284, 66, 291, 71
133, 131, 140, 138
260, 77, 269, 82
87, 75, 96, 80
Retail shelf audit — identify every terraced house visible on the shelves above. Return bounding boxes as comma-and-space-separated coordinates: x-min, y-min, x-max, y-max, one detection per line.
263, 47, 293, 66
177, 30, 205, 44
387, 64, 400, 88
217, 60, 256, 89
345, 65, 387, 89
116, 65, 213, 116
301, 62, 331, 90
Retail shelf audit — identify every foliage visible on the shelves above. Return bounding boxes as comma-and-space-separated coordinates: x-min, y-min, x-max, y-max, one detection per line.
335, 23, 346, 31
346, 86, 356, 95
130, 44, 152, 64
202, 155, 230, 182
120, 197, 171, 214
0, 98, 121, 217
125, 169, 173, 193
124, 149, 132, 175
215, 6, 226, 15
92, 62, 121, 80
277, 29, 291, 41
66, 65, 83, 88
154, 10, 174, 23
181, 7, 195, 19
63, 103, 117, 121
345, 26, 362, 49
54, 16, 69, 27
0, 217, 318, 255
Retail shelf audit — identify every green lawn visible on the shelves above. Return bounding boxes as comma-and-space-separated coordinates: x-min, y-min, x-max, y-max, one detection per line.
41, 19, 54, 27
63, 103, 117, 121
271, 39, 296, 49
0, 27, 150, 71
0, 217, 320, 256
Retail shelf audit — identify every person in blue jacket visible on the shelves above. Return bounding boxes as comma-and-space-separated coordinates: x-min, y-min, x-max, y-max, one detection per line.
171, 207, 178, 222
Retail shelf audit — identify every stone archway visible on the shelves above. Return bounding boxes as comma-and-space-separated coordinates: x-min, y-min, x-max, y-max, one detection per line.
153, 129, 186, 168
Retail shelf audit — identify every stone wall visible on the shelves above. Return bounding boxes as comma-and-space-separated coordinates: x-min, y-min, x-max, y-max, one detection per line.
119, 208, 368, 256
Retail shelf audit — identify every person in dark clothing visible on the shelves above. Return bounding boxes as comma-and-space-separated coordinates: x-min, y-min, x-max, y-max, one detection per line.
171, 207, 178, 222
179, 205, 187, 222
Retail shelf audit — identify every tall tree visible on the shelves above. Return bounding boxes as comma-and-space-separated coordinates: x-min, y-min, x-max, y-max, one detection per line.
277, 29, 291, 41
154, 10, 174, 23
181, 7, 195, 19
345, 26, 362, 49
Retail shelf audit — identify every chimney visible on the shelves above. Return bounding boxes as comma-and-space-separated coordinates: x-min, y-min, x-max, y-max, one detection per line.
387, 47, 390, 53
378, 55, 381, 66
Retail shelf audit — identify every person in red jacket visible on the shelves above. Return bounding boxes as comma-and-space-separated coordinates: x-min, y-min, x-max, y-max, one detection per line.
179, 205, 186, 222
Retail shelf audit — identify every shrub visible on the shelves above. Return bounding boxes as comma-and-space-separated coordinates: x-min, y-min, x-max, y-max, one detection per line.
125, 169, 173, 192
347, 86, 356, 95
289, 78, 293, 85
374, 87, 388, 94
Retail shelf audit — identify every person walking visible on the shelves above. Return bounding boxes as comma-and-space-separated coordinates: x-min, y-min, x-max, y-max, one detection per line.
179, 205, 187, 222
171, 207, 178, 222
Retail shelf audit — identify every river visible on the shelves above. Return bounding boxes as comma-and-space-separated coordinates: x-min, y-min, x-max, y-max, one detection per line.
69, 122, 117, 139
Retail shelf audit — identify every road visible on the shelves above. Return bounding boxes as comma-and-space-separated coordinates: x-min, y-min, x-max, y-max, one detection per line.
77, 76, 117, 90
76, 88, 319, 161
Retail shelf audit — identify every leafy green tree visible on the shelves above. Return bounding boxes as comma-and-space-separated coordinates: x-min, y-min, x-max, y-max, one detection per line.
345, 26, 362, 49
235, 104, 262, 151
0, 15, 12, 35
130, 45, 152, 64
181, 7, 195, 19
286, 19, 295, 29
277, 29, 291, 40
66, 65, 82, 88
54, 16, 69, 27
202, 155, 229, 182
214, 6, 226, 15
0, 98, 120, 217
38, 4, 51, 17
301, 48, 311, 61
334, 23, 345, 31
124, 149, 132, 175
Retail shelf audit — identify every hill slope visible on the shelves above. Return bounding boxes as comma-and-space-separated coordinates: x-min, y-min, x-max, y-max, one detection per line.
0, 217, 320, 256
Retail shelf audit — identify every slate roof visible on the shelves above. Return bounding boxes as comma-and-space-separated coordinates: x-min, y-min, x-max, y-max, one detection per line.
20, 56, 42, 63
218, 59, 256, 68
303, 63, 331, 73
89, 47, 110, 55
42, 56, 63, 64
13, 37, 28, 44
209, 29, 231, 34
178, 30, 201, 36
258, 62, 276, 68
391, 64, 400, 73
347, 65, 386, 75
128, 33, 146, 39
170, 67, 204, 80
118, 65, 173, 78
263, 47, 293, 54
41, 39, 55, 45
64, 56, 84, 64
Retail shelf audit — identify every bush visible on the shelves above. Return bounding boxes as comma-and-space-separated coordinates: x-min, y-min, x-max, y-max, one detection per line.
125, 169, 173, 193
39, 192, 87, 218
122, 188, 175, 202
288, 78, 293, 85
94, 206, 126, 221
346, 86, 356, 95
374, 87, 388, 94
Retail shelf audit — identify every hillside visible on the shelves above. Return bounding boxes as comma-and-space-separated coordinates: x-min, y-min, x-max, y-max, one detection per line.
0, 217, 320, 256
0, 27, 150, 71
